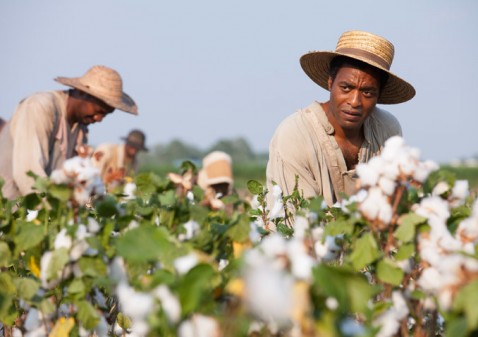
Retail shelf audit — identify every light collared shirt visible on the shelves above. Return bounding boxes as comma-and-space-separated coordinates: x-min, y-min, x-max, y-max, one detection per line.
266, 101, 402, 206
0, 91, 87, 199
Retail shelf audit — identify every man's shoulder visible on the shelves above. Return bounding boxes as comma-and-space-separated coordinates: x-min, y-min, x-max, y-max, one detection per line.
369, 107, 402, 136
274, 102, 321, 134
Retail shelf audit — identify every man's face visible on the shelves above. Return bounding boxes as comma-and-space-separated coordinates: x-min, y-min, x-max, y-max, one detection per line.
76, 94, 115, 125
327, 64, 381, 132
124, 143, 139, 159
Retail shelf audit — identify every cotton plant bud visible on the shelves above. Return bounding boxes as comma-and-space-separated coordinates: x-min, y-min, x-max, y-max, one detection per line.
374, 291, 409, 337
413, 160, 439, 183
26, 209, 39, 222
359, 187, 393, 225
174, 253, 199, 275
268, 185, 285, 219
54, 229, 73, 250
154, 285, 181, 323
287, 239, 315, 280
117, 283, 154, 321
356, 157, 381, 187
315, 235, 342, 261
178, 220, 200, 241
456, 200, 478, 243
178, 314, 221, 337
432, 182, 450, 197
244, 264, 294, 326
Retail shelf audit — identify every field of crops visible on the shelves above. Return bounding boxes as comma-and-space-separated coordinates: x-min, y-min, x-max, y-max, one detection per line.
1, 138, 478, 337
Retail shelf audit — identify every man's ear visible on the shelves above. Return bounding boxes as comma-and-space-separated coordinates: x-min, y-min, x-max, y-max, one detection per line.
327, 77, 333, 90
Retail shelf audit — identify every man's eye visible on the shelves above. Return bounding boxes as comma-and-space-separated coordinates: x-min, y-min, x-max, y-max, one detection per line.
341, 85, 351, 92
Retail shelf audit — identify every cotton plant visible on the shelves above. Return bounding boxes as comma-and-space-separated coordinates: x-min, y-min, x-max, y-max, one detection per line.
50, 155, 105, 205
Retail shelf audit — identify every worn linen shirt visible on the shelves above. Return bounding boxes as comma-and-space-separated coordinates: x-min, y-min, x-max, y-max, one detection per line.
91, 143, 136, 184
0, 91, 88, 199
266, 101, 402, 206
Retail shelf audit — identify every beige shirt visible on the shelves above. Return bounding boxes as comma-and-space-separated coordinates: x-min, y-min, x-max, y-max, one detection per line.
0, 91, 87, 199
91, 143, 136, 185
266, 101, 402, 206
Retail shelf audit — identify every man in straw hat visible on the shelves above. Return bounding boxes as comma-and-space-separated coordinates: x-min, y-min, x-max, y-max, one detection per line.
0, 65, 138, 199
91, 129, 148, 190
266, 30, 415, 207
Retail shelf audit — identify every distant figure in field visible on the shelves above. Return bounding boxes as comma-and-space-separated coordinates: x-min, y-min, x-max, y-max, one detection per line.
0, 65, 138, 199
198, 151, 234, 199
91, 129, 148, 189
0, 117, 5, 133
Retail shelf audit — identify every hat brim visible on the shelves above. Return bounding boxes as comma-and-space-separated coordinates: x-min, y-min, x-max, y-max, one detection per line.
54, 77, 138, 114
121, 136, 148, 151
300, 51, 415, 104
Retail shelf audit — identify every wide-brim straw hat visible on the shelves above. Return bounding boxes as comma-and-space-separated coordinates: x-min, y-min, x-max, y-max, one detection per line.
54, 65, 138, 114
198, 151, 233, 191
300, 30, 415, 104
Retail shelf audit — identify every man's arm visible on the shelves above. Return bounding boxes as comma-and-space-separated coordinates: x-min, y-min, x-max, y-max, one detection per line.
10, 95, 56, 195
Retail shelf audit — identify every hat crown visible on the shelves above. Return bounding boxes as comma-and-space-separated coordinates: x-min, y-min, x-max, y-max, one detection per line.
335, 31, 395, 71
79, 66, 124, 101
125, 129, 146, 147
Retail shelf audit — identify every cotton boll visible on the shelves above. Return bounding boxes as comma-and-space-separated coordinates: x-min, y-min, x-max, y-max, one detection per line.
87, 217, 100, 234
244, 264, 294, 326
50, 169, 69, 184
54, 229, 72, 250
117, 283, 154, 320
178, 314, 221, 337
174, 253, 198, 275
109, 257, 128, 284
287, 239, 315, 280
378, 176, 397, 196
178, 220, 200, 241
413, 160, 439, 182
326, 297, 339, 310
293, 216, 309, 239
432, 182, 450, 197
356, 157, 381, 187
260, 233, 287, 258
24, 308, 41, 331
123, 182, 137, 200
154, 285, 181, 323
26, 209, 39, 222
70, 240, 90, 261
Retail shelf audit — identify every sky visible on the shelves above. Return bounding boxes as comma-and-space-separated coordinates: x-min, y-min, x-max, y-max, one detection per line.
1, 1, 477, 164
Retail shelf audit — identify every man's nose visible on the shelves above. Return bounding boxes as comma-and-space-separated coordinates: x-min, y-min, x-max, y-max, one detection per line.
349, 90, 362, 107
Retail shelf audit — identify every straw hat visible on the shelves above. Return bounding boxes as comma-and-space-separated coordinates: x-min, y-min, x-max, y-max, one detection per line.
197, 151, 233, 191
300, 30, 415, 104
55, 65, 138, 114
121, 129, 148, 151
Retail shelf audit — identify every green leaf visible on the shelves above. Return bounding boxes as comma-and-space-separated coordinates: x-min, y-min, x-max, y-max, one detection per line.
0, 273, 16, 295
313, 265, 377, 314
444, 317, 468, 337
67, 279, 86, 296
349, 232, 381, 270
47, 248, 69, 281
95, 195, 118, 217
116, 226, 175, 263
226, 214, 251, 243
453, 279, 478, 330
14, 221, 46, 252
49, 184, 72, 202
376, 258, 404, 286
394, 213, 426, 242
78, 257, 107, 277
0, 242, 11, 267
158, 190, 177, 207
77, 300, 100, 330
14, 277, 40, 300
247, 180, 263, 195
324, 219, 355, 236
395, 243, 415, 261
23, 193, 42, 210
117, 312, 132, 330
177, 263, 216, 315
